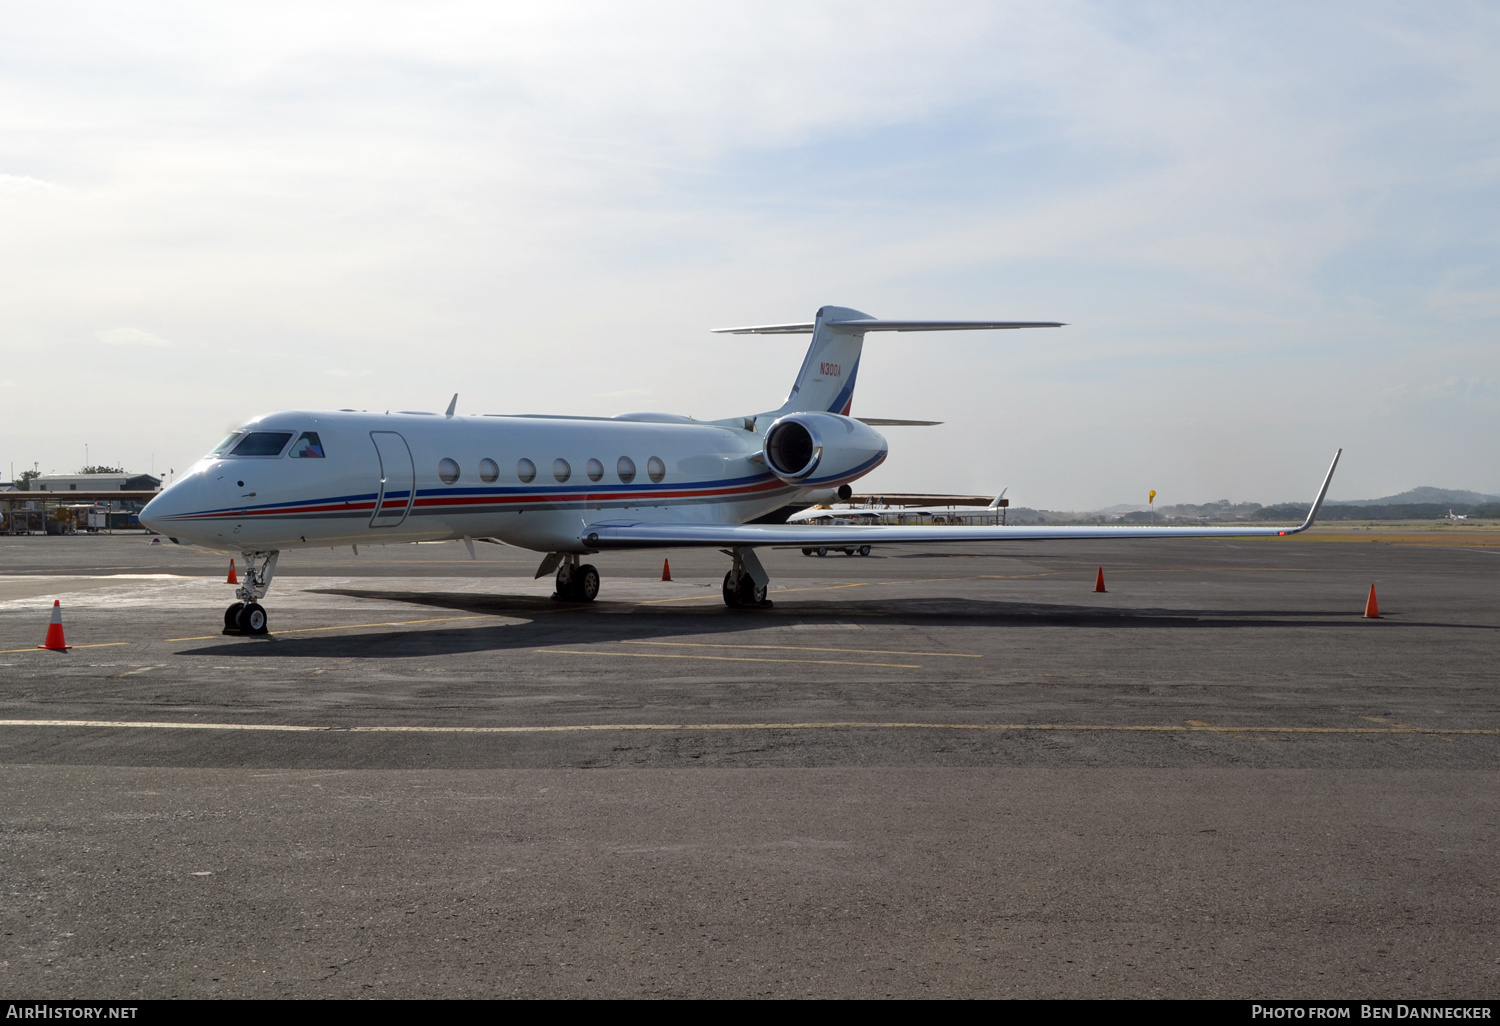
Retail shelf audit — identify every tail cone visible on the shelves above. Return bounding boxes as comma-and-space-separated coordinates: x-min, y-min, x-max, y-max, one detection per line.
227, 559, 238, 585
38, 599, 71, 651
1094, 567, 1107, 593
661, 559, 672, 582
1364, 584, 1381, 619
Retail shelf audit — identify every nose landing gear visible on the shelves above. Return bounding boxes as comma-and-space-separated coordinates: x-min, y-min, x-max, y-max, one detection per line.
223, 550, 279, 635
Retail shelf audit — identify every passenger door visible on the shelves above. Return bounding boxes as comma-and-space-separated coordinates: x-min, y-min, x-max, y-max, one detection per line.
369, 431, 415, 528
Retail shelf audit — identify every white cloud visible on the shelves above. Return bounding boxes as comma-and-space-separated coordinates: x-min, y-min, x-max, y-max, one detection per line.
96, 328, 173, 347
0, 174, 57, 192
1379, 375, 1495, 405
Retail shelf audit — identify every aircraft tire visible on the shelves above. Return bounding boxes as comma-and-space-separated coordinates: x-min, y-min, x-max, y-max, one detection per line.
575, 564, 600, 603
736, 575, 767, 607
816, 547, 827, 557
843, 547, 855, 556
859, 545, 871, 556
223, 602, 244, 632
237, 602, 269, 635
802, 548, 813, 556
722, 571, 742, 608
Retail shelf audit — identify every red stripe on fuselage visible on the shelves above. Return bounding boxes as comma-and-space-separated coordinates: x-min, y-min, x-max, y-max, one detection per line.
162, 477, 791, 521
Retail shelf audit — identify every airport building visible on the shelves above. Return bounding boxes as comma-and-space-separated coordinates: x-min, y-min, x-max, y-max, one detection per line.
2, 472, 160, 534
28, 472, 161, 492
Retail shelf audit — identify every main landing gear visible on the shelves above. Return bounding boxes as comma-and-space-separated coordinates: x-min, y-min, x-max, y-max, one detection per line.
553, 554, 600, 603
722, 546, 773, 610
223, 550, 279, 635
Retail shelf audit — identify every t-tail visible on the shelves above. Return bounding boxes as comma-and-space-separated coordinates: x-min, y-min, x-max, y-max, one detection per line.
714, 306, 1065, 419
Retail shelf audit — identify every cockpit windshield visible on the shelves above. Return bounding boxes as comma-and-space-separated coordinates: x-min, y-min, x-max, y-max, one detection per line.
288, 432, 325, 458
209, 432, 243, 456
228, 431, 295, 457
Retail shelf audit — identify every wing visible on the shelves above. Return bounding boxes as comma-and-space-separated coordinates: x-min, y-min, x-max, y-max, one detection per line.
582, 451, 1343, 549
713, 319, 1064, 335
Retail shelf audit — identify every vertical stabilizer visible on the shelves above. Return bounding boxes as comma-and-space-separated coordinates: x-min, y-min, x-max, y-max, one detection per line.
777, 306, 871, 416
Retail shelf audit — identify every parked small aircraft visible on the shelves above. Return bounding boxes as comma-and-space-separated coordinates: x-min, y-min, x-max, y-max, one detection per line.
141, 306, 1341, 634
787, 489, 1011, 555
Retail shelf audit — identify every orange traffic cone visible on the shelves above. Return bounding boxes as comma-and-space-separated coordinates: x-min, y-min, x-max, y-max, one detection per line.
227, 559, 238, 584
38, 600, 71, 651
1364, 584, 1381, 619
1094, 567, 1107, 593
661, 558, 672, 582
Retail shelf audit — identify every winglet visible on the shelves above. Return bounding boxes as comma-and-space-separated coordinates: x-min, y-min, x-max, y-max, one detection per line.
445, 393, 458, 418
1292, 449, 1342, 533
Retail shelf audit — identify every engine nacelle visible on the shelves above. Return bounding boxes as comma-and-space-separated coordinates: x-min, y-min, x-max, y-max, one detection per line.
762, 413, 888, 485
800, 484, 854, 505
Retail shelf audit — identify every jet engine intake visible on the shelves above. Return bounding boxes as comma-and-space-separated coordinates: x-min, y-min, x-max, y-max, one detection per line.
763, 413, 887, 486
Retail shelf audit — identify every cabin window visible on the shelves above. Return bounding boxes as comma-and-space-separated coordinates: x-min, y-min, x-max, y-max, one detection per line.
229, 431, 294, 457
210, 432, 243, 455
288, 432, 325, 458
617, 456, 636, 483
479, 458, 499, 483
647, 456, 666, 483
438, 458, 460, 484
517, 458, 536, 483
553, 458, 571, 483
586, 458, 603, 482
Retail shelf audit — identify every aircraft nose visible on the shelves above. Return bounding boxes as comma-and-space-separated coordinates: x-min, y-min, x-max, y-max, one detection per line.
138, 492, 171, 535
140, 476, 198, 536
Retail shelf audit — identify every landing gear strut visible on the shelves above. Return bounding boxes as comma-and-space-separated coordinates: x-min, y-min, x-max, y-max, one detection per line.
223, 550, 278, 635
721, 546, 772, 609
553, 554, 600, 602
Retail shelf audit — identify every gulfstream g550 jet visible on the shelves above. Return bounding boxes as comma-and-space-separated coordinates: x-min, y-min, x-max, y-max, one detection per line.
140, 306, 1341, 634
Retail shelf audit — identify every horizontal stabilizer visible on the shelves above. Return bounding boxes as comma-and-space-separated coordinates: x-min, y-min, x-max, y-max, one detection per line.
856, 418, 942, 427
715, 319, 1064, 335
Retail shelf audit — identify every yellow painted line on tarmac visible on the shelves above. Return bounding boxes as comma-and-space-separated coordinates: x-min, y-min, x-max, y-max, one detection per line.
0, 642, 133, 654
621, 640, 983, 658
0, 719, 1495, 736
544, 649, 921, 669
165, 614, 498, 642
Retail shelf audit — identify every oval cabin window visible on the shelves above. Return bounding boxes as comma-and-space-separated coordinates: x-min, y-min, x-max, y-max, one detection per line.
617, 456, 636, 483
438, 458, 460, 484
586, 458, 603, 482
517, 458, 536, 484
479, 458, 499, 483
647, 456, 666, 483
553, 458, 571, 483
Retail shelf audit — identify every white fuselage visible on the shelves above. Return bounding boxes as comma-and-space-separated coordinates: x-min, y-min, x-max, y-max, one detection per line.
141, 409, 886, 554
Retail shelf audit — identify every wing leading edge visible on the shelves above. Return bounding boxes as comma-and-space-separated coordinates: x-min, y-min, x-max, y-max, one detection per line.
581, 451, 1343, 550
714, 319, 1065, 335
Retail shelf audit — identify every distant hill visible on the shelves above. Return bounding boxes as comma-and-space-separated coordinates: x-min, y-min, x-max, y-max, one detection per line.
1334, 487, 1500, 506
1009, 487, 1500, 526
1256, 502, 1500, 522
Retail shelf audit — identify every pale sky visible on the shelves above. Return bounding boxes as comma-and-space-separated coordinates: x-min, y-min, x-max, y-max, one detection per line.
2, 2, 1496, 507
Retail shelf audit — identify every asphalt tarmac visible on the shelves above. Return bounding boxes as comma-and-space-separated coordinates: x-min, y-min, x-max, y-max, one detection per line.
1, 532, 1496, 998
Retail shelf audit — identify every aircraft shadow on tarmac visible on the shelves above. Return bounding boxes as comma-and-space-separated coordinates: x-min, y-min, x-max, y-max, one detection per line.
175, 590, 1491, 660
